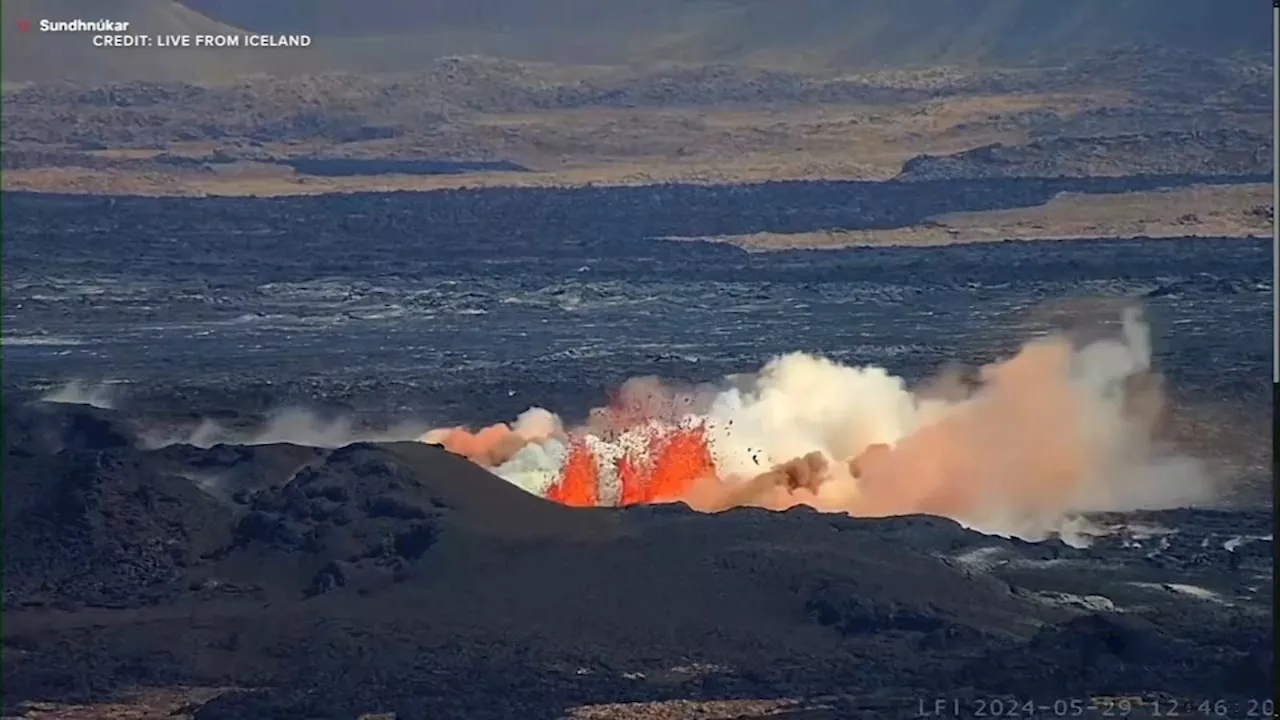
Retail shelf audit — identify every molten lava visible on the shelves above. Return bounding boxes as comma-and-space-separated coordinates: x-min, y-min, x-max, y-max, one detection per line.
547, 425, 716, 507
419, 308, 1213, 539
629, 426, 716, 504
546, 439, 599, 507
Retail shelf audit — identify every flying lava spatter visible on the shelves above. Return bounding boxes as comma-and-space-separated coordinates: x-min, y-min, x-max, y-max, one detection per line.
420, 309, 1211, 538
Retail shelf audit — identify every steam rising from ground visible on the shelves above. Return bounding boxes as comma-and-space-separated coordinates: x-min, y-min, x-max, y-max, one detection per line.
40, 380, 118, 409
142, 408, 429, 450
424, 309, 1212, 539
45, 308, 1211, 542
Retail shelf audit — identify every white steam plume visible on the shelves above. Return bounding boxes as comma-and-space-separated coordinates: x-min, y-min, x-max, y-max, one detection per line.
426, 308, 1215, 542
40, 379, 118, 409
141, 407, 431, 450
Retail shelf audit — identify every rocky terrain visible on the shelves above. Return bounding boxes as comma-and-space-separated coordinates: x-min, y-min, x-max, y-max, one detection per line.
897, 130, 1271, 181
2, 172, 1274, 718
1, 49, 1271, 196
690, 184, 1274, 250
2, 400, 1273, 719
1, 5, 1272, 717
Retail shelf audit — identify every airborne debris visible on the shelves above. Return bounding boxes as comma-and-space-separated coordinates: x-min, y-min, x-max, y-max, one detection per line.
421, 310, 1211, 541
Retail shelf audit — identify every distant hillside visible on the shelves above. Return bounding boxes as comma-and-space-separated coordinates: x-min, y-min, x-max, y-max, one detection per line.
0, 0, 317, 84
2, 0, 1271, 84
184, 0, 1272, 72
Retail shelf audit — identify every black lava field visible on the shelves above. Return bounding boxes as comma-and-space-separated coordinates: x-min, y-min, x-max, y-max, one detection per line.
1, 177, 1273, 719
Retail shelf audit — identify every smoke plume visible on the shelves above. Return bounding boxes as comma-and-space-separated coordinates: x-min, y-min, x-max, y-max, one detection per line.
40, 380, 118, 409
142, 408, 430, 450
421, 308, 1212, 539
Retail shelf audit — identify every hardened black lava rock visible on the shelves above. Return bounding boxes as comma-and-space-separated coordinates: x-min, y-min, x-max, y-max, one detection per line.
1, 402, 1271, 719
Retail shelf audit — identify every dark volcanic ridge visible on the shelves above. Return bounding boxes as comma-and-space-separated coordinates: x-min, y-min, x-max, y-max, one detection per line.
2, 398, 1272, 718
897, 129, 1272, 182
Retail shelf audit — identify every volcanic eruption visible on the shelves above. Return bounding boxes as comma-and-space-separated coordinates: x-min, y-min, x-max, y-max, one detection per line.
420, 309, 1211, 538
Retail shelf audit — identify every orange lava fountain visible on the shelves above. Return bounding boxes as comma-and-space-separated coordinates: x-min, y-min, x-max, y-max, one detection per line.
546, 425, 716, 507
546, 439, 599, 507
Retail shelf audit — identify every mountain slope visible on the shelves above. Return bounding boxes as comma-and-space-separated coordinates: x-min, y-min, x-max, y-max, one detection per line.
184, 0, 1272, 71
0, 0, 317, 84
3, 0, 1270, 84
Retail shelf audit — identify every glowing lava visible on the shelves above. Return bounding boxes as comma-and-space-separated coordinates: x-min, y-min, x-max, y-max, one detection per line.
547, 439, 600, 507
419, 309, 1213, 539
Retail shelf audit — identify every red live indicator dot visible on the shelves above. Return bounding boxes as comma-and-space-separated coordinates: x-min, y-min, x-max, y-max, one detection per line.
17, 18, 32, 32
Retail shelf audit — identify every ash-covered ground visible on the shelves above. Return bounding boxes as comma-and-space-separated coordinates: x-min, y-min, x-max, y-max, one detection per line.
1, 181, 1273, 719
